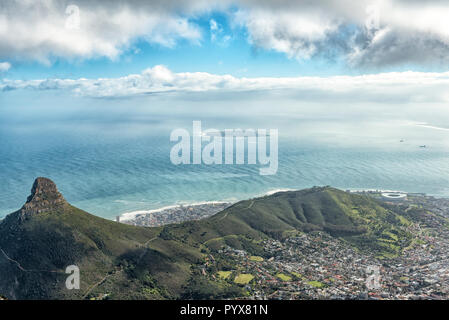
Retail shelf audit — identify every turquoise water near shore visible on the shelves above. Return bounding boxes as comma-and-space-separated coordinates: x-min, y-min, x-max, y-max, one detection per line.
2, 115, 449, 220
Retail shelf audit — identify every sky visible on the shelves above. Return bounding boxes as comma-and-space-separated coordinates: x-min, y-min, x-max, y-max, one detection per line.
1, 0, 449, 108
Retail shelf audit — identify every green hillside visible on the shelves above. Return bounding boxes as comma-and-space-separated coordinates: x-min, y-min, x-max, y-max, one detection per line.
163, 187, 412, 257
0, 179, 415, 299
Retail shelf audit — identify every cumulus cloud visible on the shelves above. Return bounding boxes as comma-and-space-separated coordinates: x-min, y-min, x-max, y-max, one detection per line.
0, 61, 10, 72
2, 0, 449, 67
233, 0, 449, 68
2, 65, 449, 103
0, 0, 203, 63
233, 5, 343, 60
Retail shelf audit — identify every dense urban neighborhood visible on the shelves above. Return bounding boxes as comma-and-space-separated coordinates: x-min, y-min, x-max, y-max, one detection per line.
156, 191, 449, 300
122, 202, 232, 227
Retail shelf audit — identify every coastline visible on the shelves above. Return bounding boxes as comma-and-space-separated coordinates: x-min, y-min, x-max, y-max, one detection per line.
0, 186, 438, 223
119, 201, 233, 221
115, 186, 439, 227
118, 188, 299, 222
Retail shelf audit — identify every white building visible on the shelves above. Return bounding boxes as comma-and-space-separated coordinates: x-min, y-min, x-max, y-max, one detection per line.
381, 192, 407, 202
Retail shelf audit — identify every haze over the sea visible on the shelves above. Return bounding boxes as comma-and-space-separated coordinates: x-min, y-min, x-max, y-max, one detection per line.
2, 92, 449, 220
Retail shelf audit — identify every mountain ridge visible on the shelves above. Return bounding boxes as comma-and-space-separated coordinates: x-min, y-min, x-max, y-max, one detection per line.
0, 178, 415, 299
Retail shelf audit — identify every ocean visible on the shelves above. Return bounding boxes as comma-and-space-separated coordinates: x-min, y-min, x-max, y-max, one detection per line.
1, 110, 449, 220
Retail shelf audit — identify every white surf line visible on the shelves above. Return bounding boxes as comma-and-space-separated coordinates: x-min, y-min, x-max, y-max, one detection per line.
119, 190, 294, 223
119, 201, 233, 222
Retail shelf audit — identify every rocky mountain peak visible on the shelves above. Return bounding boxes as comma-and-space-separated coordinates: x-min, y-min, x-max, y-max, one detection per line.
20, 177, 67, 216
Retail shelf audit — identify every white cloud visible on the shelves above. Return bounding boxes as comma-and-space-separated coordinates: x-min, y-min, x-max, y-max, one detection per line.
2, 0, 449, 67
0, 62, 11, 72
0, 0, 203, 63
233, 0, 449, 67
3, 65, 449, 103
233, 7, 341, 60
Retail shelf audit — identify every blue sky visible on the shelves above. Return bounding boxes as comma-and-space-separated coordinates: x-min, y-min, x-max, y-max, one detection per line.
2, 0, 449, 81
1, 0, 449, 103
3, 13, 350, 81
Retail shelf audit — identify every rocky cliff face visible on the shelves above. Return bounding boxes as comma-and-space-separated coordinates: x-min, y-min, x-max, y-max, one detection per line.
19, 177, 67, 218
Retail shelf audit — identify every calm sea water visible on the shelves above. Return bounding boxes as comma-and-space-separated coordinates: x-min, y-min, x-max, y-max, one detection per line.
1, 114, 449, 220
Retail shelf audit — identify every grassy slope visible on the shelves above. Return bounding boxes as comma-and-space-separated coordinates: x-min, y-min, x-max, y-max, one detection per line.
0, 203, 162, 299
162, 187, 412, 257
0, 186, 414, 299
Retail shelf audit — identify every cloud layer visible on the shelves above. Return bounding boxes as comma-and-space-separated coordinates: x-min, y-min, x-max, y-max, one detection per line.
3, 65, 449, 103
234, 0, 449, 68
0, 0, 203, 63
1, 0, 449, 68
